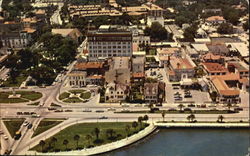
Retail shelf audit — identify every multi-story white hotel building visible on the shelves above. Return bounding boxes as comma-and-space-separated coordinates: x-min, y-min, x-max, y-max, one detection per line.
87, 25, 133, 61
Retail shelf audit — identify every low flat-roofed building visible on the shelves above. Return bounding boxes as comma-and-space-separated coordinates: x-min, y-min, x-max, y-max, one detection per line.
105, 57, 131, 84
74, 62, 106, 75
132, 56, 145, 73
209, 73, 242, 104
225, 42, 249, 57
206, 43, 229, 56
227, 61, 249, 78
190, 43, 209, 54
201, 62, 228, 76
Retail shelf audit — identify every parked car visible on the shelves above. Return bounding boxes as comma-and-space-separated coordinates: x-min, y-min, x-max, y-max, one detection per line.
99, 116, 108, 119
23, 121, 29, 126
96, 110, 104, 113
234, 107, 243, 111
173, 87, 179, 90
187, 104, 195, 107
82, 109, 92, 112
184, 108, 192, 111
168, 108, 177, 111
64, 109, 73, 112
107, 108, 116, 111
54, 109, 63, 112
3, 135, 8, 140
174, 92, 180, 95
27, 124, 33, 129
0, 130, 4, 135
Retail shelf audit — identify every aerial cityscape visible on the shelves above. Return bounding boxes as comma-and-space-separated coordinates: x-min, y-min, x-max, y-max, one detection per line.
0, 0, 249, 155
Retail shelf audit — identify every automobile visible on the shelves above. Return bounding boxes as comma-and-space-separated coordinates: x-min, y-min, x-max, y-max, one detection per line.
173, 87, 179, 90
48, 107, 56, 111
168, 108, 177, 111
184, 108, 192, 111
82, 109, 92, 112
96, 110, 104, 113
175, 97, 183, 101
3, 135, 8, 140
174, 92, 180, 95
99, 116, 108, 119
107, 108, 116, 111
64, 109, 73, 112
16, 112, 23, 115
184, 95, 192, 98
30, 112, 36, 115
234, 107, 243, 111
201, 104, 206, 108
54, 109, 63, 112
174, 95, 181, 98
23, 112, 30, 115
0, 130, 4, 135
121, 104, 129, 107
187, 104, 195, 107
121, 109, 130, 112
23, 121, 29, 126
28, 124, 33, 129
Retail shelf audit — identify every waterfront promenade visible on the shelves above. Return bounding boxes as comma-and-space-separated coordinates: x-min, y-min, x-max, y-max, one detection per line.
23, 121, 249, 156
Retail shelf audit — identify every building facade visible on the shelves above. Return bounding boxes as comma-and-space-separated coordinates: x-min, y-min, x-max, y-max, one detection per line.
87, 25, 133, 60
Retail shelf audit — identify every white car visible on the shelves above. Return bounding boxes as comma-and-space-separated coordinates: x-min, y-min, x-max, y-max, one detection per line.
3, 135, 8, 140
23, 121, 29, 126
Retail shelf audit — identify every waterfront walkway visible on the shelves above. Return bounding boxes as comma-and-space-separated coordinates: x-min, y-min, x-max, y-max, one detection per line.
155, 122, 250, 128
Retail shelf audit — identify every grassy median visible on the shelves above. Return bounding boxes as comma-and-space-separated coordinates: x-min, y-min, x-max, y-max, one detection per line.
3, 118, 25, 137
0, 91, 42, 103
31, 122, 148, 153
32, 119, 65, 137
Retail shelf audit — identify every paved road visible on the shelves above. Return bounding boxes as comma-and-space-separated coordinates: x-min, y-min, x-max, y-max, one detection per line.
50, 3, 63, 25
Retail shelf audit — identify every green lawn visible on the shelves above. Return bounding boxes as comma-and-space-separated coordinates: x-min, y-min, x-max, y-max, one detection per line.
3, 118, 25, 137
32, 119, 64, 137
0, 91, 42, 103
31, 122, 148, 152
18, 91, 42, 101
59, 92, 70, 100
63, 97, 83, 103
80, 92, 91, 99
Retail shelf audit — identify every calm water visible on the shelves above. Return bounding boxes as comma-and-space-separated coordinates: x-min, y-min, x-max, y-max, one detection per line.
102, 128, 250, 156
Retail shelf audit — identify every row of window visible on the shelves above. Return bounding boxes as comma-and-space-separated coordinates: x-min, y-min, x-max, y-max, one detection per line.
89, 42, 130, 45
89, 45, 131, 49
90, 50, 131, 53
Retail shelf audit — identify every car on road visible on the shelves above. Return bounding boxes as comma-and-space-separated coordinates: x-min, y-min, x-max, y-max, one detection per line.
3, 135, 8, 140
64, 109, 73, 112
174, 92, 180, 95
96, 110, 104, 113
99, 116, 108, 119
27, 124, 33, 129
82, 109, 92, 112
107, 108, 116, 111
173, 87, 179, 89
54, 109, 63, 112
23, 121, 29, 126
0, 130, 4, 135
16, 112, 23, 115
48, 107, 56, 111
168, 108, 177, 111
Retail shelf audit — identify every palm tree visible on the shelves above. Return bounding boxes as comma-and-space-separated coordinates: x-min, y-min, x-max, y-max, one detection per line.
132, 121, 138, 131
93, 127, 100, 140
63, 139, 69, 150
143, 115, 149, 123
227, 103, 232, 111
74, 134, 80, 148
148, 103, 154, 112
85, 134, 92, 147
39, 140, 45, 152
138, 116, 143, 128
51, 137, 57, 147
187, 114, 195, 123
125, 125, 131, 137
218, 115, 224, 123
106, 129, 116, 138
161, 110, 166, 122
178, 104, 184, 112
